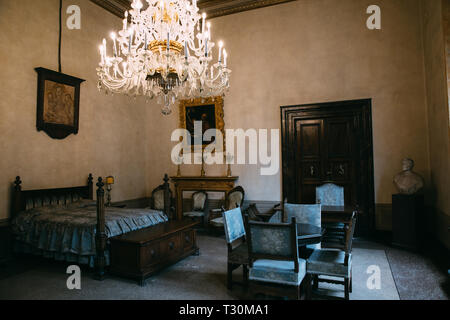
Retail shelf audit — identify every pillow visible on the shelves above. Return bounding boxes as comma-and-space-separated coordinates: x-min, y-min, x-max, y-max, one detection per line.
66, 198, 97, 208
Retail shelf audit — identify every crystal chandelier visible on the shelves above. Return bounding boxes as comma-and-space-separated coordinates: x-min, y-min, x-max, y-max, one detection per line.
97, 0, 231, 115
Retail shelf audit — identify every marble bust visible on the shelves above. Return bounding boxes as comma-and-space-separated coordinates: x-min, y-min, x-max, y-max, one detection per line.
393, 158, 424, 195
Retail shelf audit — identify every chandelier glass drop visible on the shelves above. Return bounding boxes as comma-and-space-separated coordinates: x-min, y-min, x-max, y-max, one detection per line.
97, 0, 231, 115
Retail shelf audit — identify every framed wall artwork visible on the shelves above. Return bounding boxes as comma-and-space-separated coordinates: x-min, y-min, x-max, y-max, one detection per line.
35, 67, 85, 139
179, 96, 225, 151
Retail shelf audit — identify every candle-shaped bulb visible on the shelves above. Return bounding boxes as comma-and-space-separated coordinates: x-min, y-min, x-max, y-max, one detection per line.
218, 41, 223, 63
223, 49, 227, 67
129, 27, 133, 51
184, 41, 189, 58
99, 45, 105, 64
202, 13, 206, 33
110, 32, 117, 57
102, 38, 107, 57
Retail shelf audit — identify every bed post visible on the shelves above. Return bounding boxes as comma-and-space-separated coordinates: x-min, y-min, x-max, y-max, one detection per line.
11, 176, 22, 219
87, 173, 93, 200
163, 174, 171, 219
95, 177, 106, 281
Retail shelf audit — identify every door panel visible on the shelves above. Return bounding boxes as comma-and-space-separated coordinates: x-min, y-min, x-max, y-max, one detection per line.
296, 120, 323, 204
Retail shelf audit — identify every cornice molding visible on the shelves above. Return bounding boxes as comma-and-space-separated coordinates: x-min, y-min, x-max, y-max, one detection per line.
90, 0, 297, 19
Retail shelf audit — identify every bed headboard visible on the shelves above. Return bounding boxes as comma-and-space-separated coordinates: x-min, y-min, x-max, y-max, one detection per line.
11, 174, 94, 219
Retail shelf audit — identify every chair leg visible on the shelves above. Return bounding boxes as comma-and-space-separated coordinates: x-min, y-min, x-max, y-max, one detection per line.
349, 269, 353, 293
313, 275, 319, 290
344, 277, 350, 300
306, 274, 312, 300
227, 263, 233, 290
243, 264, 249, 288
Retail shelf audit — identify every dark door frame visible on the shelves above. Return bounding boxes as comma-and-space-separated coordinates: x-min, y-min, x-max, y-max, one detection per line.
280, 99, 375, 236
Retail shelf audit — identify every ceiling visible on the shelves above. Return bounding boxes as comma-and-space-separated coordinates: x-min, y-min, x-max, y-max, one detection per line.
90, 0, 296, 19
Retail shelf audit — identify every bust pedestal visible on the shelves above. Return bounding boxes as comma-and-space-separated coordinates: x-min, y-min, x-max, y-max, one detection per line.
392, 193, 424, 250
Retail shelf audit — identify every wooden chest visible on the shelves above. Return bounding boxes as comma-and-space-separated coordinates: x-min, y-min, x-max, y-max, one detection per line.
110, 219, 199, 285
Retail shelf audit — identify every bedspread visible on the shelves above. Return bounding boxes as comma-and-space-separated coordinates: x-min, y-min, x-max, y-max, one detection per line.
11, 202, 168, 266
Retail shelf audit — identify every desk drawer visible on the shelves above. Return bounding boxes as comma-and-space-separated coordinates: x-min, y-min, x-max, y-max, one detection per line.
160, 234, 182, 257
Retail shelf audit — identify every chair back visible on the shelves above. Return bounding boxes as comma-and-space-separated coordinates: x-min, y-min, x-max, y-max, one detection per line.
247, 218, 299, 272
316, 183, 344, 206
192, 191, 207, 211
245, 203, 263, 222
283, 203, 321, 228
223, 207, 246, 244
151, 184, 173, 211
226, 186, 245, 210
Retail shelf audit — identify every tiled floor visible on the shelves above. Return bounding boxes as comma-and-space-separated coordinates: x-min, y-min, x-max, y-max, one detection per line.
0, 235, 448, 300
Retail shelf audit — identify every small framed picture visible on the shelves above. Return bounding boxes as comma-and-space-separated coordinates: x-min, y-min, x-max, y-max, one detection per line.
35, 67, 85, 139
179, 96, 225, 151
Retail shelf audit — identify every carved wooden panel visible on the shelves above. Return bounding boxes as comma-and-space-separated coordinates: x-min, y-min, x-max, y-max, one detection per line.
90, 0, 297, 19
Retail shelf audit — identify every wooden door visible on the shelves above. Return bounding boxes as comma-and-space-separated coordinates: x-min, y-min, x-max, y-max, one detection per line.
296, 117, 356, 205
281, 99, 374, 237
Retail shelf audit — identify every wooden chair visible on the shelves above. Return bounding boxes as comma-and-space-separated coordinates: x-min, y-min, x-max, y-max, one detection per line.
244, 203, 273, 222
183, 191, 208, 226
208, 186, 245, 229
246, 217, 307, 300
306, 212, 357, 300
151, 182, 175, 220
222, 207, 249, 290
316, 183, 346, 248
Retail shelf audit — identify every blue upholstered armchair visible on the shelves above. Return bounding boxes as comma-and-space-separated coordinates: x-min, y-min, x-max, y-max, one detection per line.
306, 212, 357, 300
247, 218, 306, 300
222, 207, 249, 290
183, 191, 208, 226
316, 183, 346, 249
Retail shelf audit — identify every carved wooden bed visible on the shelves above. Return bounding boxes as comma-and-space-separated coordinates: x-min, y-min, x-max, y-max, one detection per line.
10, 174, 172, 280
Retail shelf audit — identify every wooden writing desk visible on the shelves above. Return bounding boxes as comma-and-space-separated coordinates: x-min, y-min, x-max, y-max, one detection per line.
321, 205, 359, 224
170, 176, 239, 220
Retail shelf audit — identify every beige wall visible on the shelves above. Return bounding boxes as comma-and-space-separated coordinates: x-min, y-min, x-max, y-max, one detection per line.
421, 0, 450, 248
0, 0, 154, 220
147, 0, 431, 209
1, 0, 444, 240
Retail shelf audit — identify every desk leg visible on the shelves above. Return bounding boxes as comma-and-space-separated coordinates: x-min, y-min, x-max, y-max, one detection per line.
175, 186, 183, 220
